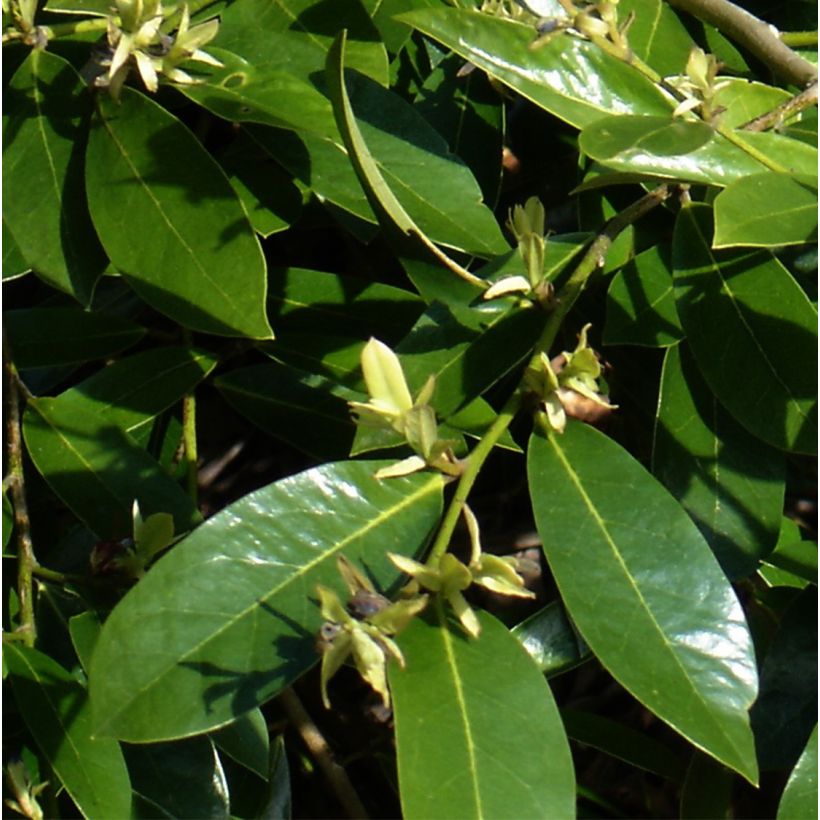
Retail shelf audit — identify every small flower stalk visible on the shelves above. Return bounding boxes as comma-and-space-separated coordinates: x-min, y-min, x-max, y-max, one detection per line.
526, 323, 616, 433
349, 338, 462, 479
315, 556, 429, 708
484, 197, 555, 309
667, 47, 730, 122
389, 506, 534, 638
95, 0, 221, 99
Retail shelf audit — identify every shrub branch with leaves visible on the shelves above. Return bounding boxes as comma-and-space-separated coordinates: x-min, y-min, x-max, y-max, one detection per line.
2, 0, 817, 816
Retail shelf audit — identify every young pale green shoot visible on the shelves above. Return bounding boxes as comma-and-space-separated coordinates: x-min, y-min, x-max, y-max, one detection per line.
667, 47, 731, 121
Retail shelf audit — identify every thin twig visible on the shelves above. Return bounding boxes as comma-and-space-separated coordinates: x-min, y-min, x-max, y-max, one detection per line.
665, 0, 818, 87
780, 31, 818, 48
279, 687, 370, 819
4, 334, 36, 647
741, 81, 819, 131
182, 392, 198, 507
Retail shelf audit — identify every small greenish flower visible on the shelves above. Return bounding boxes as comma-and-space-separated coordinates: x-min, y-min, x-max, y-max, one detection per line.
101, 0, 221, 99
4, 757, 47, 820
668, 47, 730, 121
390, 506, 533, 638
525, 323, 616, 433
315, 556, 428, 708
349, 338, 461, 478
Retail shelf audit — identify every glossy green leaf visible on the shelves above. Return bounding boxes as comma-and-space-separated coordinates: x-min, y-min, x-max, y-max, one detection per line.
2, 218, 29, 280
604, 244, 684, 347
216, 0, 388, 86
217, 362, 361, 460
751, 587, 817, 771
264, 331, 367, 390
713, 173, 818, 248
212, 708, 270, 781
580, 115, 769, 187
69, 610, 102, 673
712, 79, 792, 129
390, 608, 575, 819
86, 89, 272, 339
268, 266, 423, 342
680, 752, 734, 819
125, 737, 229, 819
44, 0, 109, 14
5, 644, 132, 820
778, 725, 818, 820
88, 461, 443, 741
653, 343, 785, 579
528, 422, 759, 783
561, 709, 686, 782
673, 204, 817, 454
512, 600, 591, 677
398, 8, 671, 129
218, 130, 303, 237
4, 308, 145, 369
618, 0, 694, 76
3, 50, 106, 304
22, 391, 200, 539
326, 34, 508, 259
762, 534, 818, 587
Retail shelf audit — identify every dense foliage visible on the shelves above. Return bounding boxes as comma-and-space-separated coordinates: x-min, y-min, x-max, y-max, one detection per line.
2, 0, 817, 816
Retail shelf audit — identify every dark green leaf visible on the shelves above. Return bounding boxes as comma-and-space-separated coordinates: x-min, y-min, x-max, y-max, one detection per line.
713, 79, 792, 129
216, 362, 361, 460
125, 737, 229, 819
680, 753, 734, 819
88, 461, 443, 741
397, 8, 672, 128
512, 600, 590, 676
751, 587, 817, 771
5, 644, 132, 819
604, 244, 683, 347
618, 0, 694, 76
528, 422, 759, 783
4, 307, 145, 369
390, 608, 575, 819
673, 204, 817, 454
762, 536, 818, 588
69, 610, 102, 673
714, 173, 817, 249
86, 89, 272, 338
562, 709, 687, 782
653, 343, 785, 579
2, 218, 29, 280
326, 36, 509, 259
3, 50, 106, 304
212, 708, 270, 781
778, 725, 818, 820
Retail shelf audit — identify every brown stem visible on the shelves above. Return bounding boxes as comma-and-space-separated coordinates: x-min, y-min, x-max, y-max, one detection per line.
4, 335, 36, 647
741, 81, 819, 131
665, 0, 818, 87
279, 687, 370, 819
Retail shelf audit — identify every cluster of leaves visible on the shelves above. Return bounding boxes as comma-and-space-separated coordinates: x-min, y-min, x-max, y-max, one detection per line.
2, 0, 817, 816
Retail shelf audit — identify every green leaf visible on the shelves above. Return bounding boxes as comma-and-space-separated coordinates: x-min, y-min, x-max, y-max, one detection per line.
216, 0, 388, 86
712, 78, 792, 129
653, 343, 785, 579
751, 588, 817, 771
88, 461, 443, 741
390, 608, 575, 820
23, 392, 200, 539
3, 50, 106, 304
604, 244, 684, 347
672, 204, 818, 454
761, 533, 818, 588
397, 8, 672, 129
778, 725, 818, 820
326, 35, 508, 259
217, 362, 361, 460
212, 708, 270, 781
580, 115, 768, 187
4, 308, 145, 369
618, 0, 694, 76
69, 610, 103, 673
5, 644, 132, 819
125, 737, 229, 819
85, 88, 272, 339
528, 422, 759, 783
561, 709, 687, 782
512, 600, 591, 677
2, 218, 29, 280
713, 173, 818, 249
218, 130, 303, 237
